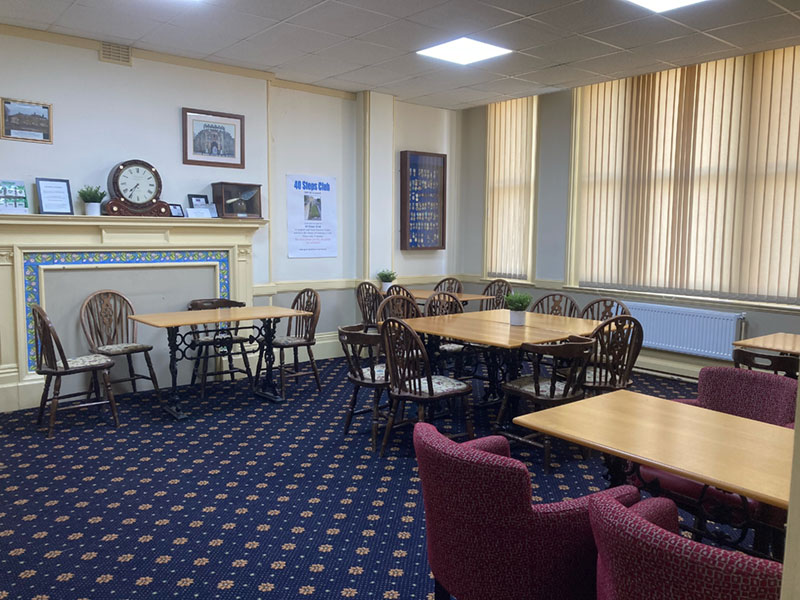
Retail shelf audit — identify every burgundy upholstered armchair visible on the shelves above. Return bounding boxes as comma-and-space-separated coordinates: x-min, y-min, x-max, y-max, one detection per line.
635, 367, 796, 555
413, 422, 641, 600
590, 494, 783, 600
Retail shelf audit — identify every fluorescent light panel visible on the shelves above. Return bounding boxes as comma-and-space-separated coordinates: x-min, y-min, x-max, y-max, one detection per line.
624, 0, 712, 12
417, 37, 511, 65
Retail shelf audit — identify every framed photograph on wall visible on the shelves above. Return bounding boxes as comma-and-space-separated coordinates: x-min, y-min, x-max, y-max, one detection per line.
400, 150, 446, 250
182, 108, 244, 169
2, 98, 52, 143
35, 178, 73, 215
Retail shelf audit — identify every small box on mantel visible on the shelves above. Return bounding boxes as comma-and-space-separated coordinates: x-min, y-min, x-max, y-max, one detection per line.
211, 182, 262, 218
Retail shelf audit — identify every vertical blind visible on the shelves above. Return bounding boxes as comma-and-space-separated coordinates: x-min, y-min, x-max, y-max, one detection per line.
573, 46, 800, 303
486, 96, 538, 280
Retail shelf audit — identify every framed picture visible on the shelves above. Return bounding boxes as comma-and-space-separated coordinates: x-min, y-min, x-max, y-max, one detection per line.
35, 178, 73, 215
168, 203, 185, 217
400, 150, 446, 250
2, 98, 52, 143
0, 180, 29, 214
182, 108, 244, 169
188, 193, 217, 217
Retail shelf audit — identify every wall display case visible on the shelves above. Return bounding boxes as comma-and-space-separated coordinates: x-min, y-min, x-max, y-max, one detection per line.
400, 150, 446, 250
211, 182, 262, 218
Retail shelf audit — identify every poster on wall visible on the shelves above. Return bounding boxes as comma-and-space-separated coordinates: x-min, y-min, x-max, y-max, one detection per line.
286, 174, 337, 258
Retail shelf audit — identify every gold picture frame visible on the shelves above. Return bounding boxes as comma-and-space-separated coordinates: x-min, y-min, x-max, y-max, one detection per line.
1, 98, 53, 144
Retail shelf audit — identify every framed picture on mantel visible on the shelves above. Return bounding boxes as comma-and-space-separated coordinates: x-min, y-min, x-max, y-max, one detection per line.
400, 150, 446, 250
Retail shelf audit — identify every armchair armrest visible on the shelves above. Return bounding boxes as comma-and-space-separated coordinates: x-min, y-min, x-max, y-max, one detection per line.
460, 435, 511, 458
535, 485, 641, 515
629, 497, 679, 533
787, 422, 795, 429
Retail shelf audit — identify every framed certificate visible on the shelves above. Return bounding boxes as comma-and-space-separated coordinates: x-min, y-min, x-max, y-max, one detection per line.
400, 151, 446, 250
35, 178, 73, 215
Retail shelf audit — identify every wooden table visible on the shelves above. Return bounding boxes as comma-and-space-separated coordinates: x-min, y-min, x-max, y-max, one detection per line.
734, 332, 800, 355
460, 309, 601, 337
512, 389, 792, 509
131, 305, 309, 417
398, 289, 494, 303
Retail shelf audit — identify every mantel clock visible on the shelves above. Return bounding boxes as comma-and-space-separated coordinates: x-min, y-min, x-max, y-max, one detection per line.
103, 159, 170, 216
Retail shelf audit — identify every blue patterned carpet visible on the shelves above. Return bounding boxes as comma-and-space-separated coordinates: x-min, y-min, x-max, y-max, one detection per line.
0, 358, 696, 600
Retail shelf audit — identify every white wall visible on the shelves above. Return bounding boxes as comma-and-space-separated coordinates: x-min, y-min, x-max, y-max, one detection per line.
0, 34, 268, 219
458, 106, 487, 276
393, 101, 462, 278
267, 85, 357, 283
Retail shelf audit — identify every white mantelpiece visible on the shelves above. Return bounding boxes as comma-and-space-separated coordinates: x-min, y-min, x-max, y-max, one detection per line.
0, 215, 266, 412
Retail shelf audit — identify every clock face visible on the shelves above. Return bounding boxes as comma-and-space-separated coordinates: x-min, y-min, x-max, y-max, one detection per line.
118, 165, 158, 204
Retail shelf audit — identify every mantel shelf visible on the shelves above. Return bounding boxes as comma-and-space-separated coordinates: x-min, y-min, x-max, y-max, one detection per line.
0, 214, 267, 229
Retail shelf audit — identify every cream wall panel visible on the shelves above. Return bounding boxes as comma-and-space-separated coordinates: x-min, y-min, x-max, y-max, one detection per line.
367, 92, 395, 278
458, 106, 488, 276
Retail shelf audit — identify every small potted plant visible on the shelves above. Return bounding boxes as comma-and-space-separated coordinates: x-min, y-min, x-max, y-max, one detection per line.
377, 269, 397, 293
78, 185, 106, 216
505, 292, 532, 326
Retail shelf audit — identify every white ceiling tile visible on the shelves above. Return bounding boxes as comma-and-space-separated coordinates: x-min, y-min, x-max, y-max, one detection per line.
75, 0, 187, 23
473, 51, 554, 75
337, 0, 450, 19
202, 0, 326, 21
139, 23, 245, 55
288, 1, 396, 37
429, 66, 500, 86
406, 0, 518, 35
375, 74, 453, 97
472, 17, 568, 50
468, 76, 539, 94
476, 0, 578, 18
311, 76, 367, 92
0, 0, 71, 26
586, 15, 693, 49
337, 65, 406, 85
48, 24, 140, 45
708, 14, 800, 48
212, 40, 307, 67
131, 40, 209, 59
770, 0, 800, 9
525, 35, 620, 63
374, 53, 443, 77
572, 50, 671, 75
518, 63, 603, 85
663, 0, 783, 30
53, 3, 162, 41
272, 53, 363, 80
636, 32, 735, 61
357, 19, 452, 51
533, 0, 651, 34
738, 35, 800, 56
166, 3, 276, 39
244, 23, 346, 54
319, 40, 406, 66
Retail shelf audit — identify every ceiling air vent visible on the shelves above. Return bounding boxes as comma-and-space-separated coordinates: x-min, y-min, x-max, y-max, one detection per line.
99, 42, 132, 66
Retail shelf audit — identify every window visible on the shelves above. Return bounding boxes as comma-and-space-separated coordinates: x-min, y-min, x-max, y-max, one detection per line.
572, 46, 800, 303
485, 96, 538, 281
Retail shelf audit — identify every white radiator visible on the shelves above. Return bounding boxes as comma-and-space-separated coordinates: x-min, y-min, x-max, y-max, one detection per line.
625, 302, 745, 360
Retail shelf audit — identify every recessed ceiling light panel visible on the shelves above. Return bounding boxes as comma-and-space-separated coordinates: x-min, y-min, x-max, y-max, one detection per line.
624, 0, 712, 12
417, 37, 511, 66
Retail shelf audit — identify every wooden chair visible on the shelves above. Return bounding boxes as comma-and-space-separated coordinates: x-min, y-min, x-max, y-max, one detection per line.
424, 291, 467, 375
480, 278, 512, 310
187, 298, 254, 399
386, 284, 414, 300
355, 281, 383, 329
379, 317, 474, 456
377, 295, 422, 322
32, 304, 118, 438
529, 293, 579, 317
434, 277, 463, 294
580, 297, 630, 321
500, 336, 594, 472
733, 347, 798, 379
80, 290, 161, 400
584, 315, 643, 394
274, 288, 321, 398
338, 324, 389, 451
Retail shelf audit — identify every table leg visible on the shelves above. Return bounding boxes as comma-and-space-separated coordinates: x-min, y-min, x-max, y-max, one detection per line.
254, 318, 285, 404
163, 326, 189, 420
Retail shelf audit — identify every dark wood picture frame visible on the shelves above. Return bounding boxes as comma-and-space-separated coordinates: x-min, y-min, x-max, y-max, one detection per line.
168, 203, 185, 217
182, 107, 245, 169
400, 150, 446, 250
35, 177, 73, 215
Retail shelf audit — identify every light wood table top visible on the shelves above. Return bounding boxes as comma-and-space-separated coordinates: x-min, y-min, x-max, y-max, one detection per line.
402, 289, 494, 303
404, 312, 589, 349
130, 306, 309, 329
734, 332, 800, 355
512, 390, 793, 509
461, 309, 601, 335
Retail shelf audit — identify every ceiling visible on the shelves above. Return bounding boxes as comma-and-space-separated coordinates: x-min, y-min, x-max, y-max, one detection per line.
3, 0, 800, 109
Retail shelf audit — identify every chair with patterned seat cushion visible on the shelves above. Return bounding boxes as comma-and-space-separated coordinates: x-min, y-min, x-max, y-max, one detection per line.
584, 315, 643, 394
376, 294, 422, 322
187, 298, 254, 400
499, 336, 594, 471
379, 318, 474, 457
589, 494, 783, 600
80, 290, 161, 400
338, 324, 389, 451
580, 297, 630, 321
33, 304, 119, 438
434, 277, 463, 294
424, 291, 468, 376
480, 278, 512, 310
413, 422, 642, 600
633, 367, 796, 558
355, 281, 383, 330
273, 288, 321, 399
529, 293, 579, 317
